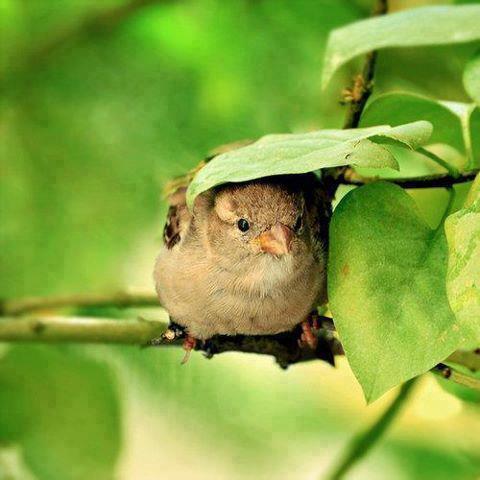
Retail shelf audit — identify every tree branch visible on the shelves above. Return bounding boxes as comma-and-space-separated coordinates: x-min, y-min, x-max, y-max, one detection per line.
323, 378, 418, 480
323, 0, 388, 196
0, 315, 166, 345
338, 169, 479, 189
0, 314, 343, 368
342, 0, 388, 130
1, 291, 478, 383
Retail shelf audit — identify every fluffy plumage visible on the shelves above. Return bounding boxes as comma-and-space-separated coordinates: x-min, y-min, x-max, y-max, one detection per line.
154, 173, 331, 340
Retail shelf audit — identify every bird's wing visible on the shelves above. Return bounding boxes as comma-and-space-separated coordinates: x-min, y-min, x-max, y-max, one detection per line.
162, 139, 254, 249
304, 174, 332, 260
163, 187, 191, 249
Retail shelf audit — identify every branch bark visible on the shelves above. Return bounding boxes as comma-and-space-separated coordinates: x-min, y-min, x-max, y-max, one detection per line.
342, 0, 388, 130
0, 315, 166, 345
322, 0, 388, 196
0, 314, 343, 368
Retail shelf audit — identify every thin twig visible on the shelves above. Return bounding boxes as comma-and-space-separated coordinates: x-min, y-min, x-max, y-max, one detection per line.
339, 169, 478, 189
323, 378, 419, 480
0, 291, 159, 316
433, 364, 480, 391
342, 0, 388, 129
323, 0, 388, 195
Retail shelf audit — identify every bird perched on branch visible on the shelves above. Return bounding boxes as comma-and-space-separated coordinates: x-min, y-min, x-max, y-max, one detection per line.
154, 161, 332, 362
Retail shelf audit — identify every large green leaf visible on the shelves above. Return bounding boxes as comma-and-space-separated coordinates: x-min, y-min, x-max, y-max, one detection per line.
464, 53, 480, 105
360, 92, 480, 168
186, 121, 432, 208
0, 345, 121, 480
328, 182, 477, 402
445, 175, 480, 350
322, 5, 480, 88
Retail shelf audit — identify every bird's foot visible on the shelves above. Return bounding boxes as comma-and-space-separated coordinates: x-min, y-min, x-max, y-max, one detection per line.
181, 335, 197, 364
298, 314, 320, 350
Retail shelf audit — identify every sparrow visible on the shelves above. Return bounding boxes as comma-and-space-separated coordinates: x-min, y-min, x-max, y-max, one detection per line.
154, 166, 332, 361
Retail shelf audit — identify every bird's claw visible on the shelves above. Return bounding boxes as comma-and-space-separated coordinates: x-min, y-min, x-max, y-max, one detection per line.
181, 335, 197, 364
298, 315, 319, 350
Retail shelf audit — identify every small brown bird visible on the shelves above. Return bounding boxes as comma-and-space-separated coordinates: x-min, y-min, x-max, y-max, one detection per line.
154, 171, 331, 359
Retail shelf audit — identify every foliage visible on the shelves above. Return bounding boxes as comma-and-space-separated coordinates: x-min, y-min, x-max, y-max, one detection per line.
321, 5, 480, 88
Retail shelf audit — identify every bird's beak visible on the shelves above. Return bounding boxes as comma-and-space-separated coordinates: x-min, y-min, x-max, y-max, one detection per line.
257, 223, 294, 256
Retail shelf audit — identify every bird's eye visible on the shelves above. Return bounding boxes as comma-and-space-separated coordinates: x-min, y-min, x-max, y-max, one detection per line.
237, 218, 250, 232
293, 215, 303, 232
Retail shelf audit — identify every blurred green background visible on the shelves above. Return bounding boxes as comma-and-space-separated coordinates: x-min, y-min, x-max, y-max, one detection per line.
1, 0, 479, 479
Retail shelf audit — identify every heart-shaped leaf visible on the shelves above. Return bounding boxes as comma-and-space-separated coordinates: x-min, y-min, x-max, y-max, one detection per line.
360, 92, 480, 168
186, 121, 432, 208
445, 174, 480, 350
322, 5, 480, 89
328, 182, 476, 402
464, 53, 480, 106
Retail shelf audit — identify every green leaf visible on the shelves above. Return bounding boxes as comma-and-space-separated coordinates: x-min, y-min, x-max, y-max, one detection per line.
186, 121, 432, 208
360, 92, 480, 168
322, 5, 480, 89
464, 53, 480, 105
328, 182, 476, 402
0, 346, 121, 480
445, 175, 480, 350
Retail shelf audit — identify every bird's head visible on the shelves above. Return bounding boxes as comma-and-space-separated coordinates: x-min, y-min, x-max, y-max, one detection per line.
202, 176, 310, 259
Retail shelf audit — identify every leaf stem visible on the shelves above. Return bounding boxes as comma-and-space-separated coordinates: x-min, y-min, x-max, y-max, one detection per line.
323, 378, 419, 480
437, 187, 456, 230
417, 147, 460, 178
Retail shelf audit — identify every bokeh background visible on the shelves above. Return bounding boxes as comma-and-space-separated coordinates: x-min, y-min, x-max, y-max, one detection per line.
1, 0, 480, 479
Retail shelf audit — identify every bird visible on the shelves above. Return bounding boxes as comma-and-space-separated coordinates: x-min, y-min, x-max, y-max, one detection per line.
154, 163, 332, 362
